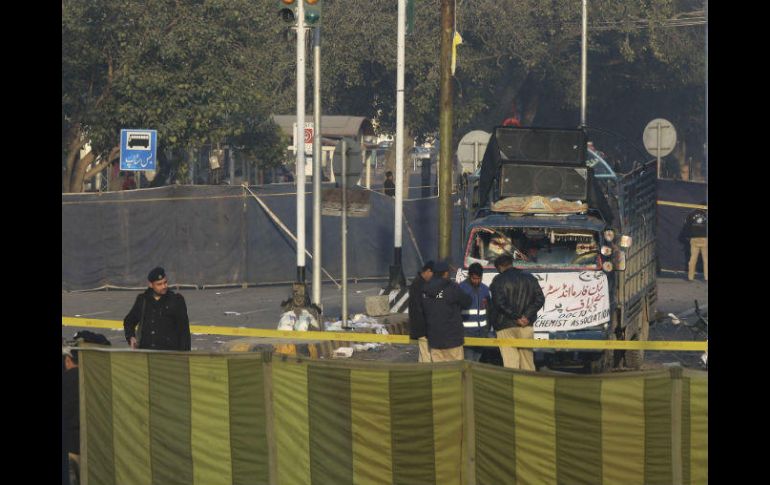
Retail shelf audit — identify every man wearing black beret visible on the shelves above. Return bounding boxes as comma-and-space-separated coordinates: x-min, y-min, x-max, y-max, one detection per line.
421, 260, 472, 361
123, 266, 191, 351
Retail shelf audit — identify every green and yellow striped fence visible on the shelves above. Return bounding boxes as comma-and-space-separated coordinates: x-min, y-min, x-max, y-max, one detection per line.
79, 349, 707, 485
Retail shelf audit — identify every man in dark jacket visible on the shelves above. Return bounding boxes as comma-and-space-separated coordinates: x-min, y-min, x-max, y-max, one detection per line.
683, 206, 708, 281
62, 347, 80, 485
459, 262, 492, 362
489, 254, 545, 370
422, 260, 472, 362
408, 260, 434, 362
124, 267, 191, 351
383, 171, 396, 197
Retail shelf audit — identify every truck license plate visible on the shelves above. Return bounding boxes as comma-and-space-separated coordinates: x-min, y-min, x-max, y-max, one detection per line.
534, 333, 549, 340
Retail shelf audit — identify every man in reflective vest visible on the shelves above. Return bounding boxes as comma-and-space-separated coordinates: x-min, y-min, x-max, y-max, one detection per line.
459, 262, 491, 362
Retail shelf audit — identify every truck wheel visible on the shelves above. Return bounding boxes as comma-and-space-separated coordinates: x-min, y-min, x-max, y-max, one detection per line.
585, 350, 613, 374
624, 308, 650, 370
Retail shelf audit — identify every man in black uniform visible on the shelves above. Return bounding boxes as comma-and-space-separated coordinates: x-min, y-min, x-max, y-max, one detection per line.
422, 260, 472, 362
383, 171, 396, 197
488, 254, 545, 370
408, 260, 434, 362
683, 205, 708, 281
124, 267, 191, 350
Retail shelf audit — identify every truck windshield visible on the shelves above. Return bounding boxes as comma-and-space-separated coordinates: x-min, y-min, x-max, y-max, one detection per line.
464, 226, 602, 270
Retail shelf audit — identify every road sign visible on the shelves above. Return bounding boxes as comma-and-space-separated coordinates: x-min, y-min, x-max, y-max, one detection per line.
456, 130, 491, 173
304, 125, 314, 154
293, 122, 314, 154
120, 129, 157, 171
643, 118, 677, 158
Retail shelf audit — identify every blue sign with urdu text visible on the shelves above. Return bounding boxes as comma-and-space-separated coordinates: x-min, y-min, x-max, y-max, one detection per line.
120, 129, 157, 171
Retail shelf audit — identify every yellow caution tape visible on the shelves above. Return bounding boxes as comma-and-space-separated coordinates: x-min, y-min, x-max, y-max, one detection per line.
63, 317, 707, 351
657, 200, 707, 210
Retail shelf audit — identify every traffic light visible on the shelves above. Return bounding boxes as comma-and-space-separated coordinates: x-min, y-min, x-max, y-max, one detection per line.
278, 0, 296, 23
304, 0, 321, 26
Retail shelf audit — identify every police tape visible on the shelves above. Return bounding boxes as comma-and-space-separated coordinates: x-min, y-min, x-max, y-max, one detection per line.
62, 316, 707, 351
657, 200, 707, 210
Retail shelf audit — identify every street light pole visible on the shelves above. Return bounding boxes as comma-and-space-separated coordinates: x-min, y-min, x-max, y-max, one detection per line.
388, 0, 407, 290
295, 0, 307, 284
312, 25, 322, 307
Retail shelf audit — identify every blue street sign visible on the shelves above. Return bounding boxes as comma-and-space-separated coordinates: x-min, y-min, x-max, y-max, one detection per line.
120, 129, 157, 171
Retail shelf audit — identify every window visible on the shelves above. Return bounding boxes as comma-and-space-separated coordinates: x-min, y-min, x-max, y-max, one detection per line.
465, 226, 601, 270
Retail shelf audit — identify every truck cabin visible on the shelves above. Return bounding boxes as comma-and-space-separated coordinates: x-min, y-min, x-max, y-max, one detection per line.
463, 216, 609, 273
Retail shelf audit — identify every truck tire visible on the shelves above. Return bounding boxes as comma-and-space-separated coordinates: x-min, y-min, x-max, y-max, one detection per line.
585, 350, 613, 374
624, 306, 650, 370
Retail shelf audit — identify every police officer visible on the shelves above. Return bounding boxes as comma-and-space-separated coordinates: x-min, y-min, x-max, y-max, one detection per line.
684, 205, 708, 281
124, 267, 191, 351
459, 263, 491, 362
422, 261, 472, 362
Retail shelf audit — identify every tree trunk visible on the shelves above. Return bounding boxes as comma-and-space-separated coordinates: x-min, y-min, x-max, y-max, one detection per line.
69, 151, 96, 193
63, 125, 83, 192
83, 146, 120, 181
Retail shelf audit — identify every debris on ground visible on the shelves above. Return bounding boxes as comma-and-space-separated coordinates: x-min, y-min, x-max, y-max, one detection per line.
277, 309, 320, 331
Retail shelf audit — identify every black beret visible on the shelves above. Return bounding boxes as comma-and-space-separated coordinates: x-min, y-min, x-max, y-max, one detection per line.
147, 266, 166, 282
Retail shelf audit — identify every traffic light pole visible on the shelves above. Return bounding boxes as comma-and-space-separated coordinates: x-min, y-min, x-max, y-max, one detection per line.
295, 1, 307, 284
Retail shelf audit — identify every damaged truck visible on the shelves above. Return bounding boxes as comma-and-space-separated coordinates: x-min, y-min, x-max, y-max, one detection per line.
456, 126, 657, 372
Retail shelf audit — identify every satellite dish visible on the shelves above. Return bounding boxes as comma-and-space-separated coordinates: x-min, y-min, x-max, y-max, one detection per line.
643, 118, 677, 158
456, 130, 491, 173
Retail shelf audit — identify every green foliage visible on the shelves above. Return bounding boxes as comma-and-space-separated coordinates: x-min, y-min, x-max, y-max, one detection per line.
62, 0, 286, 175
63, 0, 706, 183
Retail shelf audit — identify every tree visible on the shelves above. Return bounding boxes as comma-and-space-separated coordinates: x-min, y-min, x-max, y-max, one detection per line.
63, 0, 706, 191
62, 0, 285, 192
313, 0, 705, 146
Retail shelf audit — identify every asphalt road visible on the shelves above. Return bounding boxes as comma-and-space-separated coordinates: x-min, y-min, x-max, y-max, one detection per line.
62, 275, 707, 369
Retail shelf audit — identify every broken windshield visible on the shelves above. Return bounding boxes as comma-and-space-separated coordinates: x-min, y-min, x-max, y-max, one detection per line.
464, 226, 602, 270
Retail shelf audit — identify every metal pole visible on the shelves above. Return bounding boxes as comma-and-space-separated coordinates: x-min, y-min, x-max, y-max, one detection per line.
296, 2, 307, 283
657, 121, 662, 178
229, 148, 235, 184
394, 0, 405, 269
384, 0, 407, 291
341, 139, 349, 328
366, 149, 371, 188
189, 147, 195, 185
312, 25, 322, 307
438, 0, 454, 260
704, 0, 708, 182
580, 0, 587, 127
